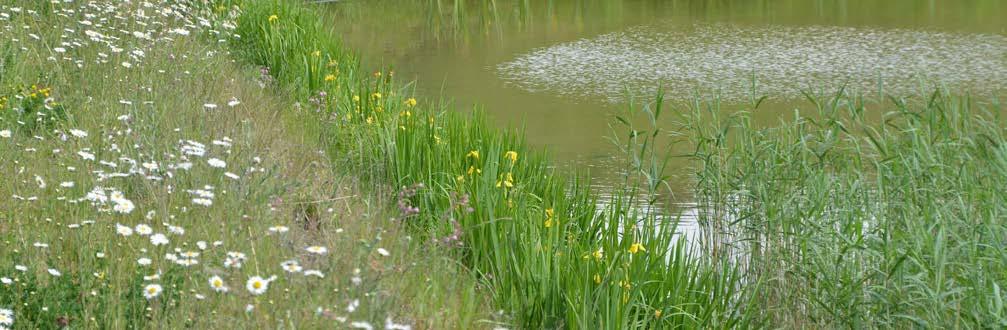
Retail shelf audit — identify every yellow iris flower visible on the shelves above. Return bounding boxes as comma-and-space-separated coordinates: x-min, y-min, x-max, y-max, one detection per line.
504, 151, 518, 162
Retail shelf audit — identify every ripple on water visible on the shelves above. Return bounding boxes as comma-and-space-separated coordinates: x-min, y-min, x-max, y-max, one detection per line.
497, 23, 1007, 102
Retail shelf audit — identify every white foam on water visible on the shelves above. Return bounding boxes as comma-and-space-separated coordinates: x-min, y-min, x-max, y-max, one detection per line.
498, 23, 1007, 102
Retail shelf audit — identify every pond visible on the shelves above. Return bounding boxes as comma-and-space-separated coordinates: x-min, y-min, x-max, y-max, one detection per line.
324, 0, 1006, 210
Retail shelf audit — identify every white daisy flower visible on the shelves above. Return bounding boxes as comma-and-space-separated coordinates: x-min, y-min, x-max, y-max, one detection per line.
168, 225, 185, 235
224, 252, 247, 268
116, 223, 134, 236
245, 276, 270, 295
0, 308, 13, 327
281, 260, 302, 273
113, 199, 135, 214
305, 246, 328, 255
78, 150, 95, 160
150, 233, 169, 246
69, 129, 88, 137
175, 258, 198, 267
207, 158, 226, 168
192, 198, 213, 206
135, 224, 153, 236
209, 275, 228, 293
143, 284, 162, 299
350, 321, 373, 330
385, 317, 412, 330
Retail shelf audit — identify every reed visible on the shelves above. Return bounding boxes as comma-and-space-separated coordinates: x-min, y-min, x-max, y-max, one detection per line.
687, 90, 1007, 327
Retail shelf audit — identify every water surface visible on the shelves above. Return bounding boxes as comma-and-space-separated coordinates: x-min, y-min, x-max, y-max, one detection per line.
325, 0, 1006, 199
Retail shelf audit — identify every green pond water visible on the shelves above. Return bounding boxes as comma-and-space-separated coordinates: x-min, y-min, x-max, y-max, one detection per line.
324, 0, 1006, 198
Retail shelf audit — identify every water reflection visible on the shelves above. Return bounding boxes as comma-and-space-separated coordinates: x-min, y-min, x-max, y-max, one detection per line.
326, 0, 1004, 173
325, 0, 1005, 243
499, 23, 1006, 102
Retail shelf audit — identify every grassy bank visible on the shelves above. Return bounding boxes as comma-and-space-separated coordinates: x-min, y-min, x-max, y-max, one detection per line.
231, 0, 745, 328
0, 1, 488, 328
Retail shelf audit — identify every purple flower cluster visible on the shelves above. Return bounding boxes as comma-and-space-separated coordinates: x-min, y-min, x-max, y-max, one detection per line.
437, 192, 472, 247
396, 183, 424, 219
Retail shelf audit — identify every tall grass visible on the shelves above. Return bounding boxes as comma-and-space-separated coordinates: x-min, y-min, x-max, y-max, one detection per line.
686, 90, 1007, 327
233, 0, 746, 328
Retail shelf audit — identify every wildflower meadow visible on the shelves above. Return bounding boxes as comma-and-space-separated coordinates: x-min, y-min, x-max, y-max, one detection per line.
2, 0, 1004, 329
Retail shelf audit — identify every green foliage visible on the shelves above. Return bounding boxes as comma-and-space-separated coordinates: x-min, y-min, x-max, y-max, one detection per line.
230, 0, 352, 98
0, 265, 85, 328
0, 84, 69, 135
122, 269, 185, 329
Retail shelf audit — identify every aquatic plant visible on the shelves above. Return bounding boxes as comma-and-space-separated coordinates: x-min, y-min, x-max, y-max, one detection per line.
687, 90, 1007, 327
233, 0, 747, 328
